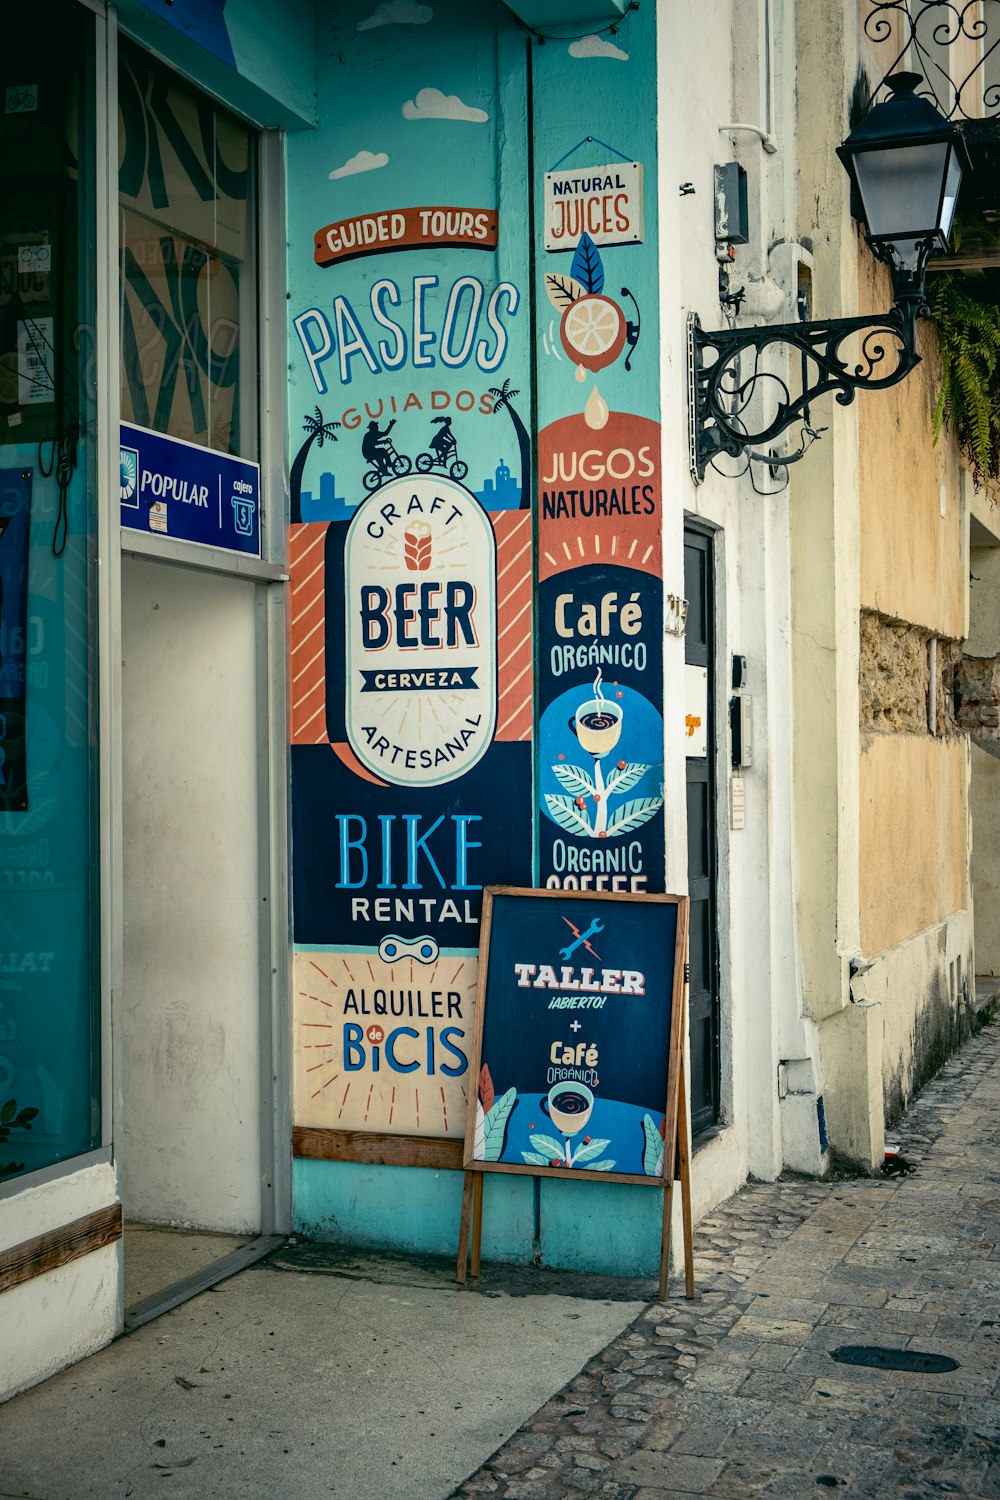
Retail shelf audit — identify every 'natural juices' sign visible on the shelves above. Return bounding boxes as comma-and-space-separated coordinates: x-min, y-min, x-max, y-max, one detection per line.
543, 162, 644, 251
345, 476, 497, 787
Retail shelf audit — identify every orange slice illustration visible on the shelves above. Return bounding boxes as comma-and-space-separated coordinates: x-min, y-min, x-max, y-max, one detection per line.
560, 294, 627, 372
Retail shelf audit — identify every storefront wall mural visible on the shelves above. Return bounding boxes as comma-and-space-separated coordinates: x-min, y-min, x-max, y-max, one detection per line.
288, 0, 664, 1274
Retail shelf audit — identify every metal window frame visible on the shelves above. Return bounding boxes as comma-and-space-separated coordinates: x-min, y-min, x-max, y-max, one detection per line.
107, 44, 292, 1237
102, 0, 291, 1235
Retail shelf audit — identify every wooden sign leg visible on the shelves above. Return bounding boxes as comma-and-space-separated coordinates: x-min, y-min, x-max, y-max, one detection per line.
470, 1171, 484, 1278
677, 1063, 695, 1299
658, 1170, 675, 1302
456, 1170, 475, 1284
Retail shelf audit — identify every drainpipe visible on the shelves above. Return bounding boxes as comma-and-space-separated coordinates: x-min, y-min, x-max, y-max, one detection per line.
928, 636, 937, 735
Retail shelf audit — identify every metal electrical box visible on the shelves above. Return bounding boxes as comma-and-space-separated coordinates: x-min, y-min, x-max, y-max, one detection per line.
714, 162, 749, 245
730, 694, 752, 768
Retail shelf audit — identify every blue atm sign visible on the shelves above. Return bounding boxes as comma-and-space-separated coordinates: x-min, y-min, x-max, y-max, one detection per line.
119, 422, 261, 558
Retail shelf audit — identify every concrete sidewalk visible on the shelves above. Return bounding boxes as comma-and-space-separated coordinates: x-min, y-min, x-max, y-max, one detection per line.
0, 1253, 644, 1500
454, 1021, 1000, 1499
3, 1023, 1000, 1500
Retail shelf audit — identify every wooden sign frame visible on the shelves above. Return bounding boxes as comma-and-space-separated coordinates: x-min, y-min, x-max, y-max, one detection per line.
456, 886, 693, 1299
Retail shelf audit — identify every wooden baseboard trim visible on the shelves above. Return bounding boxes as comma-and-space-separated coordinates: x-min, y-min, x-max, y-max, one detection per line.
0, 1204, 123, 1295
293, 1127, 464, 1171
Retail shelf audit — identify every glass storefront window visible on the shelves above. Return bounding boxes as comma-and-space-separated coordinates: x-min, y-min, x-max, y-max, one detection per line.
118, 45, 256, 458
0, 3, 100, 1179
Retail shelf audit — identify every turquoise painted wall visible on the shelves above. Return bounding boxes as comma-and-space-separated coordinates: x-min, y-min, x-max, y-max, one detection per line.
285, 0, 666, 1278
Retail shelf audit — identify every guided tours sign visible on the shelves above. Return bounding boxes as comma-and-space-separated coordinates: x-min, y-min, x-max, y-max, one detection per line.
314, 205, 499, 267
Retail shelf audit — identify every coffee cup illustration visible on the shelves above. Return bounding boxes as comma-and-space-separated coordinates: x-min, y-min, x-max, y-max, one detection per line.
569, 698, 623, 757
542, 1082, 594, 1136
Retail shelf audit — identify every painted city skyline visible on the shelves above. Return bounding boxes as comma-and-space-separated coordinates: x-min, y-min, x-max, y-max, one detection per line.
300, 455, 522, 520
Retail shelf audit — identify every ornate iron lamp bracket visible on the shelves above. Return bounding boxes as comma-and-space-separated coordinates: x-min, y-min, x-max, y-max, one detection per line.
687, 298, 923, 481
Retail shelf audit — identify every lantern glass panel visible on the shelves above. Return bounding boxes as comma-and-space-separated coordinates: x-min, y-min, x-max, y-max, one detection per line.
940, 146, 962, 240
853, 140, 950, 241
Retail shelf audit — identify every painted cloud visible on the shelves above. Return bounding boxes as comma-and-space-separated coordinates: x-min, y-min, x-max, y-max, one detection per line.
568, 34, 629, 61
329, 149, 389, 180
402, 87, 489, 123
358, 2, 432, 29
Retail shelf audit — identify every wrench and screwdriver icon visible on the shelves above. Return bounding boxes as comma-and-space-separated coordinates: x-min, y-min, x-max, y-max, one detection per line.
559, 916, 604, 962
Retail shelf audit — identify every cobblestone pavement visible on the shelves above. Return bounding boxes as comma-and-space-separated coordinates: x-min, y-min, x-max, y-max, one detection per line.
451, 1023, 1000, 1499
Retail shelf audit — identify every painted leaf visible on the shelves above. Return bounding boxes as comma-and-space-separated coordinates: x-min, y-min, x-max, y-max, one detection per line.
479, 1063, 495, 1113
544, 794, 594, 838
529, 1133, 565, 1159
552, 763, 596, 797
603, 762, 649, 796
571, 233, 605, 294
521, 1151, 550, 1166
480, 1086, 517, 1161
545, 273, 586, 310
585, 1159, 616, 1171
474, 1100, 485, 1160
0, 1100, 14, 1126
571, 1137, 612, 1165
605, 797, 664, 835
642, 1113, 665, 1177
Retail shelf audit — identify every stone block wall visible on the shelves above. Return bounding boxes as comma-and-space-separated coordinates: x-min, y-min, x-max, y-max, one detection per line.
859, 612, 929, 734
956, 655, 1000, 753
860, 610, 965, 738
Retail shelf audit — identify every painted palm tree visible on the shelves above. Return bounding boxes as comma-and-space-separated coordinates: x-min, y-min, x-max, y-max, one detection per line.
488, 380, 531, 510
290, 407, 340, 524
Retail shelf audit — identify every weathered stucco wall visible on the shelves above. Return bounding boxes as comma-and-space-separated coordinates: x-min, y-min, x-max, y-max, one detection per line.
859, 734, 969, 955
850, 233, 972, 1148
967, 543, 1000, 976
857, 255, 966, 640
969, 544, 1000, 658
850, 913, 975, 1126
971, 742, 1000, 976
791, 0, 863, 1031
854, 607, 973, 1149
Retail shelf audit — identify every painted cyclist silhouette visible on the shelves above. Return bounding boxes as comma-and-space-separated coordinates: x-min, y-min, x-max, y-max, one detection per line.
416, 416, 468, 481
361, 419, 412, 490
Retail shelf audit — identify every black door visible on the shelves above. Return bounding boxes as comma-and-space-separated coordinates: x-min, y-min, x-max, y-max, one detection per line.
684, 524, 720, 1134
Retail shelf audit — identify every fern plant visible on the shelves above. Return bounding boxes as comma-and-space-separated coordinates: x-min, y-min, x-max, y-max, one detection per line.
928, 272, 1000, 494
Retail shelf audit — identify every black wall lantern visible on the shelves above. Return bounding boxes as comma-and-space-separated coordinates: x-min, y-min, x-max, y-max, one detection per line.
689, 73, 971, 480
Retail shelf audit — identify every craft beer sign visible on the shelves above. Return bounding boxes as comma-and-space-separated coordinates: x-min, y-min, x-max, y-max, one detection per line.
345, 476, 497, 787
543, 161, 644, 252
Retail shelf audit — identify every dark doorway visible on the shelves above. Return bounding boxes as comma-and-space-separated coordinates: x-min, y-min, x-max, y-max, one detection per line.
684, 523, 720, 1134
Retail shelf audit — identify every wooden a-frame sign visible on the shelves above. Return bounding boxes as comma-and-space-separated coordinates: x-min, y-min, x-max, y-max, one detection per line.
456, 886, 694, 1300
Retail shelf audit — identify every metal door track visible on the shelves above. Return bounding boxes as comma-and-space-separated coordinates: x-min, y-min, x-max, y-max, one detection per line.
122, 1234, 286, 1335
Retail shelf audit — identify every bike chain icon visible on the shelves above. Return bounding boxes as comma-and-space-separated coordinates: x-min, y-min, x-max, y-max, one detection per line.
378, 934, 440, 965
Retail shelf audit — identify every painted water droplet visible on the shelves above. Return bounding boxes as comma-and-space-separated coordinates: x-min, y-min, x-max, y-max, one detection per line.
584, 384, 609, 430
575, 363, 587, 384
